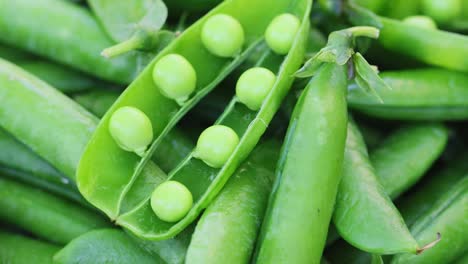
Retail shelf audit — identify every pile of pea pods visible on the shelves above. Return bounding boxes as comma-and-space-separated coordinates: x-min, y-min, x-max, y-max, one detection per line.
0, 0, 467, 263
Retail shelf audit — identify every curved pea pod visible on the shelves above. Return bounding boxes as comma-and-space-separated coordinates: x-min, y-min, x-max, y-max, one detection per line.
348, 68, 468, 120
334, 120, 421, 254
392, 176, 468, 264
78, 0, 311, 240
17, 60, 103, 94
377, 17, 468, 72
0, 0, 150, 84
54, 229, 162, 264
371, 123, 448, 199
255, 63, 348, 263
398, 152, 468, 227
0, 231, 60, 264
186, 141, 279, 263
0, 58, 98, 180
0, 127, 85, 204
0, 177, 109, 245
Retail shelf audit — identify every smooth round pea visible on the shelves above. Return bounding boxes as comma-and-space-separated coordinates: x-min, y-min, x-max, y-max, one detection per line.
403, 16, 437, 29
108, 106, 153, 156
151, 181, 193, 222
201, 14, 245, 58
152, 54, 197, 104
265, 13, 301, 55
194, 125, 239, 168
422, 0, 461, 24
236, 67, 276, 110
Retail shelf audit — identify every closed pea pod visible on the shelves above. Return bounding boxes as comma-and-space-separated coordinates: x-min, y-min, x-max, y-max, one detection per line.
0, 177, 110, 245
371, 123, 448, 199
186, 141, 280, 264
348, 68, 468, 120
392, 176, 468, 264
0, 0, 149, 84
54, 229, 163, 264
377, 17, 468, 72
0, 231, 60, 264
421, 0, 462, 24
255, 63, 348, 264
333, 119, 422, 254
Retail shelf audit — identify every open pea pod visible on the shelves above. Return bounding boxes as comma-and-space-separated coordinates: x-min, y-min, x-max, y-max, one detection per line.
79, 0, 312, 240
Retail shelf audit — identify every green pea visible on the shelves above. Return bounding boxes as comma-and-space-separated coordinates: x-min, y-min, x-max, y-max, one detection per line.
152, 54, 197, 104
108, 106, 153, 156
194, 125, 239, 168
403, 16, 437, 29
265, 13, 301, 55
201, 14, 245, 58
422, 0, 461, 24
236, 67, 276, 110
150, 180, 193, 222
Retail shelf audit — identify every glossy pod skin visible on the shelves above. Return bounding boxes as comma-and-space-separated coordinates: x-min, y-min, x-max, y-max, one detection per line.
0, 177, 109, 245
78, 0, 311, 240
0, 231, 60, 264
0, 0, 149, 84
186, 141, 279, 264
17, 60, 103, 93
348, 68, 468, 120
0, 58, 99, 180
255, 63, 348, 264
0, 127, 85, 204
334, 120, 420, 254
392, 176, 468, 264
54, 229, 162, 264
398, 152, 468, 227
377, 17, 468, 72
371, 123, 448, 199
55, 228, 194, 264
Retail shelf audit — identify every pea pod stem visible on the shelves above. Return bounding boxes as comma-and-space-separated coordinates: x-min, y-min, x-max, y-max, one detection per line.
101, 34, 144, 58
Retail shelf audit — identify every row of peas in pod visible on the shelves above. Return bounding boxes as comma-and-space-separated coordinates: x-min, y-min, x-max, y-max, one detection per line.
107, 12, 301, 223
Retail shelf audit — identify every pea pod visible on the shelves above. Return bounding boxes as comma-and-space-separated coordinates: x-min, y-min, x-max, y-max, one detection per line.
186, 141, 279, 263
377, 17, 468, 72
334, 120, 422, 254
0, 177, 109, 245
0, 127, 84, 204
0, 0, 150, 84
0, 231, 60, 264
255, 63, 348, 264
0, 58, 99, 180
398, 152, 468, 227
54, 229, 162, 264
348, 68, 468, 120
392, 176, 468, 264
78, 0, 311, 240
371, 123, 448, 199
17, 60, 103, 93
